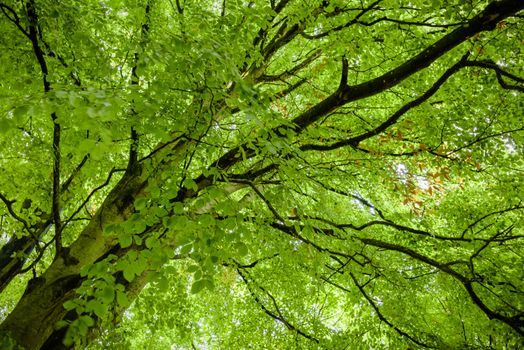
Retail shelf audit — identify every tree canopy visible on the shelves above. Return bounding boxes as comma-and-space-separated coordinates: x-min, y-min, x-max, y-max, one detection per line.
0, 0, 523, 348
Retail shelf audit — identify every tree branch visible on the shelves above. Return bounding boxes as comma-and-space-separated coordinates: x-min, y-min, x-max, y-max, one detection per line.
236, 268, 320, 344
291, 0, 524, 131
300, 53, 470, 151
0, 3, 30, 38
258, 49, 322, 82
349, 272, 431, 348
0, 193, 34, 238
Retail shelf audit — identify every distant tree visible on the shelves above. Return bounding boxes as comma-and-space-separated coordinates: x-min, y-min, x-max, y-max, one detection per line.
0, 0, 523, 348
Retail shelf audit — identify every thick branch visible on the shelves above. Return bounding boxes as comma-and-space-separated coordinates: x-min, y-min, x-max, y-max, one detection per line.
300, 53, 470, 150
291, 0, 524, 131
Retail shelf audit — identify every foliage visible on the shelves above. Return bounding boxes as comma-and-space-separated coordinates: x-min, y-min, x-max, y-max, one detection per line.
0, 0, 523, 349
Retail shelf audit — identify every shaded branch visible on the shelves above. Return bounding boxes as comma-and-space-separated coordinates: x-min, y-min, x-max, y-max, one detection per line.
300, 52, 470, 151
52, 111, 62, 255
306, 177, 387, 220
0, 193, 34, 238
61, 155, 89, 194
464, 60, 524, 87
236, 268, 320, 344
61, 168, 126, 233
245, 181, 285, 222
258, 49, 322, 82
349, 272, 432, 348
291, 0, 524, 131
358, 237, 469, 282
461, 205, 524, 238
175, 0, 183, 14
271, 78, 307, 100
0, 3, 30, 38
358, 237, 524, 335
301, 0, 383, 39
463, 282, 524, 336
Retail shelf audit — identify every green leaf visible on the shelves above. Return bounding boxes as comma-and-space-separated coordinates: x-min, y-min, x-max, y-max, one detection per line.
116, 290, 129, 307
187, 265, 199, 273
234, 242, 249, 256
78, 315, 95, 328
180, 244, 193, 255
63, 300, 78, 311
103, 224, 121, 235
87, 300, 107, 319
134, 198, 148, 211
202, 278, 214, 291
184, 179, 198, 191
99, 286, 115, 304
190, 280, 205, 294
173, 202, 184, 215
145, 236, 158, 249
123, 268, 135, 282
13, 105, 30, 119
119, 233, 133, 248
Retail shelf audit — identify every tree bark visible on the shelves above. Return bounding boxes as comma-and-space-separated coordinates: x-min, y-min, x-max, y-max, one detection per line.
0, 166, 147, 349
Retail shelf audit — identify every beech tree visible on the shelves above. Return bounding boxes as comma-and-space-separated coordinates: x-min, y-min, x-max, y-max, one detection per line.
0, 0, 523, 348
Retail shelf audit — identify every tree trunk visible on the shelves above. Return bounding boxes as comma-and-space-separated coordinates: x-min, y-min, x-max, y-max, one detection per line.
0, 166, 147, 349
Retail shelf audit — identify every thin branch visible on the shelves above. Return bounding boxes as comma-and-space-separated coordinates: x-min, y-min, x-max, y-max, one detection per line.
273, 0, 291, 14
0, 193, 35, 239
19, 236, 54, 274
52, 111, 62, 255
126, 127, 139, 173
271, 78, 307, 100
258, 49, 322, 82
247, 182, 285, 222
359, 237, 469, 282
349, 272, 432, 348
464, 60, 524, 83
0, 3, 30, 38
301, 0, 383, 39
358, 16, 466, 29
358, 237, 524, 335
306, 177, 388, 220
339, 56, 349, 88
221, 0, 226, 17
61, 155, 89, 194
237, 268, 320, 344
175, 0, 183, 14
461, 205, 523, 238
62, 168, 126, 232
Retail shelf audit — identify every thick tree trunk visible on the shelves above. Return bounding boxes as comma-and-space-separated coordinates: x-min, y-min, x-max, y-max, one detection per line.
0, 167, 147, 349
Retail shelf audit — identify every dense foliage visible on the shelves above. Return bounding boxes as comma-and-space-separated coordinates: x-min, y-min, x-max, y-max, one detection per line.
0, 0, 523, 348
